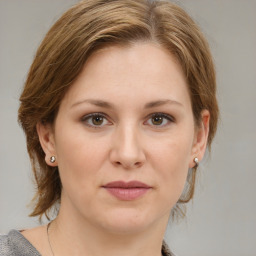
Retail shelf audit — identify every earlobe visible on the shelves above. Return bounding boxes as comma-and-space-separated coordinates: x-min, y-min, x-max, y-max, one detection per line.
36, 122, 57, 166
189, 110, 210, 168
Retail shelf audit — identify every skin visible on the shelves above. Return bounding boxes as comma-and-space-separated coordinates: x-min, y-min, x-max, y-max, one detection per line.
23, 42, 209, 256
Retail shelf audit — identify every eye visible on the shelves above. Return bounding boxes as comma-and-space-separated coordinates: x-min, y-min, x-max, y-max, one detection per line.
145, 113, 174, 127
81, 113, 111, 128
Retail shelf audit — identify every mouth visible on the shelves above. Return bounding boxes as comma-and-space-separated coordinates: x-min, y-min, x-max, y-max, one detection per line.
102, 180, 152, 201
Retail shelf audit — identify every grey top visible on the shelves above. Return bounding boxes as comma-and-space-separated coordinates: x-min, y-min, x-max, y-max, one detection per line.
0, 230, 40, 256
0, 230, 174, 256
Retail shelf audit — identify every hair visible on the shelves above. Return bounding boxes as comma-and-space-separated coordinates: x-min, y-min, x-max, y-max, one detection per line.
18, 0, 219, 220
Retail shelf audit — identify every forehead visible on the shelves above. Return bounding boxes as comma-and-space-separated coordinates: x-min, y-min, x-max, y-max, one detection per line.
84, 42, 186, 84
60, 42, 191, 110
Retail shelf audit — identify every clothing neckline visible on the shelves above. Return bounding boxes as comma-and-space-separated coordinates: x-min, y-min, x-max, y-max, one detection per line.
8, 230, 41, 256
8, 229, 173, 256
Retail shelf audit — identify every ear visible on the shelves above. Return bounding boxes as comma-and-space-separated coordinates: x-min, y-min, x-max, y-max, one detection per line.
189, 110, 210, 168
36, 122, 58, 167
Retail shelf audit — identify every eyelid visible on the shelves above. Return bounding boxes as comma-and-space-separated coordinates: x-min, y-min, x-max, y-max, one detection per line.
144, 112, 175, 127
81, 112, 112, 128
150, 112, 175, 121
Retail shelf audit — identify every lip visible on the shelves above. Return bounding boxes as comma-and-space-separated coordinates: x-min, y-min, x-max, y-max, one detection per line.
102, 180, 152, 201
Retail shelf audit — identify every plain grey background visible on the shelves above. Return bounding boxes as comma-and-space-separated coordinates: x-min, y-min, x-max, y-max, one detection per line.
0, 1, 255, 256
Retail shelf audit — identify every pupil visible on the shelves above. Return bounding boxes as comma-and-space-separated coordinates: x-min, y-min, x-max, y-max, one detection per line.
152, 116, 163, 125
92, 116, 103, 125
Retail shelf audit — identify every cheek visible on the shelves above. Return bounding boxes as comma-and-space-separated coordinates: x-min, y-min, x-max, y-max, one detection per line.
54, 124, 109, 191
147, 129, 194, 197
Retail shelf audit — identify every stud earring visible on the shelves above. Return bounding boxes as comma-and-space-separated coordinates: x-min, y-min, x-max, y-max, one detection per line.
194, 157, 199, 167
50, 156, 56, 163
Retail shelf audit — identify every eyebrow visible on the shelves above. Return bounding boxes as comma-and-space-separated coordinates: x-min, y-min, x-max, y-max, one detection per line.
71, 99, 183, 109
71, 99, 114, 109
144, 99, 183, 108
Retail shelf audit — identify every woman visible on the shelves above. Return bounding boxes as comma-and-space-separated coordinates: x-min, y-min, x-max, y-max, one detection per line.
0, 0, 218, 255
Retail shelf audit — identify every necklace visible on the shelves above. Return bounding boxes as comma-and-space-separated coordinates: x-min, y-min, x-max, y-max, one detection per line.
47, 222, 55, 256
47, 222, 166, 256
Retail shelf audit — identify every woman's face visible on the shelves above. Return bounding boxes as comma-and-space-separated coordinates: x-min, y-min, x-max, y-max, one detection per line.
39, 42, 208, 234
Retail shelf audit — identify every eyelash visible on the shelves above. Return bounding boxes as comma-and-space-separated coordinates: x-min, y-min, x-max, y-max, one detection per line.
144, 113, 175, 127
81, 112, 175, 129
81, 112, 111, 128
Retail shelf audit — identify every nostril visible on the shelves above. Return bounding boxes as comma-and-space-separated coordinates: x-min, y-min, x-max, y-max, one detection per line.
114, 160, 142, 169
135, 162, 141, 166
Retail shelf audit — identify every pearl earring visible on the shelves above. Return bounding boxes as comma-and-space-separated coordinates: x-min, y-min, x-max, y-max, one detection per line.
194, 157, 199, 167
50, 156, 56, 163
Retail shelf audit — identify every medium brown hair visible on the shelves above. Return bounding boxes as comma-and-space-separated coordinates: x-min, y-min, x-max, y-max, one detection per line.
18, 0, 219, 219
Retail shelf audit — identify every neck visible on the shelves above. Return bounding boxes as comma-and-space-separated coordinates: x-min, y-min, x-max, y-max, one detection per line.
49, 206, 169, 256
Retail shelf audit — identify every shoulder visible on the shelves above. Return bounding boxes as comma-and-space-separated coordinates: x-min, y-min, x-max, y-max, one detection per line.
0, 233, 12, 256
0, 231, 14, 256
0, 230, 41, 256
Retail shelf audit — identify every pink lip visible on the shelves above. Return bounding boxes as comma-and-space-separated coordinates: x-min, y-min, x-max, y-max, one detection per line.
102, 181, 152, 201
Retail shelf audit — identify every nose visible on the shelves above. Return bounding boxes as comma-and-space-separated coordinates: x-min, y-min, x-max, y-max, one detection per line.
109, 125, 146, 169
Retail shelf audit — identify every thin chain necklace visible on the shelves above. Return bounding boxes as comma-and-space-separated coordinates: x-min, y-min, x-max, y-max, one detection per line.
47, 222, 165, 256
47, 222, 55, 256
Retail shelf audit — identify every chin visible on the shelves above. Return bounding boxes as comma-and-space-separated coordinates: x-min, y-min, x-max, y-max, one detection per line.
95, 208, 163, 235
